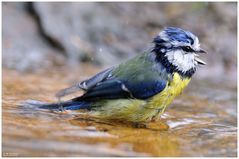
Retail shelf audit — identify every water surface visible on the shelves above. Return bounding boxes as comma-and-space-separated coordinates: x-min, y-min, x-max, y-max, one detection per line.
2, 67, 237, 157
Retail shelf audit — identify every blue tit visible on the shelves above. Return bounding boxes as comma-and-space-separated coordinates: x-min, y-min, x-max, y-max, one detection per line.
36, 27, 206, 123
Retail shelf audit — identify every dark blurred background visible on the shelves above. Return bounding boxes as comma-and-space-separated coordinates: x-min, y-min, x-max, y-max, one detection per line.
2, 2, 237, 85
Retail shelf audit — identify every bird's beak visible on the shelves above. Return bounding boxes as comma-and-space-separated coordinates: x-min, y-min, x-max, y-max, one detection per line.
195, 57, 206, 65
196, 49, 207, 54
195, 48, 206, 65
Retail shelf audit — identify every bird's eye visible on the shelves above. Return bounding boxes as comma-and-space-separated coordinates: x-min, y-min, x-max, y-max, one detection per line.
182, 46, 194, 52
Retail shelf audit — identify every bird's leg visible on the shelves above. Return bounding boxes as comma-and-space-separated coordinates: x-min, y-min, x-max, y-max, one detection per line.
132, 122, 169, 131
132, 122, 147, 128
152, 106, 167, 121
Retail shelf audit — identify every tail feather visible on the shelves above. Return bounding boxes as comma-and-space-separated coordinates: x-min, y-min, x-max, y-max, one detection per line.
23, 100, 91, 110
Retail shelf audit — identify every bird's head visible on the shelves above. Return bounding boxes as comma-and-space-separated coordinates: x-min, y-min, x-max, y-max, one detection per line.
153, 27, 206, 77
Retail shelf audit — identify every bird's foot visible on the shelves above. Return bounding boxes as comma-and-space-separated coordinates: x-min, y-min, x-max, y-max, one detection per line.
132, 121, 169, 131
132, 122, 147, 128
146, 121, 169, 131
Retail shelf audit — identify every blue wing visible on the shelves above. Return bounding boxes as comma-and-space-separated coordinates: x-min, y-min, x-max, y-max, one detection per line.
75, 77, 167, 101
72, 52, 169, 101
124, 80, 167, 99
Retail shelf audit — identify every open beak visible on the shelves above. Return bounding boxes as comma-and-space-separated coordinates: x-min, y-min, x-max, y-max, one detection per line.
195, 48, 206, 65
195, 58, 206, 65
196, 49, 207, 54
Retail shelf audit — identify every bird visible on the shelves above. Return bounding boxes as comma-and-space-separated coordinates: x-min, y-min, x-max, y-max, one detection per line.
34, 27, 206, 124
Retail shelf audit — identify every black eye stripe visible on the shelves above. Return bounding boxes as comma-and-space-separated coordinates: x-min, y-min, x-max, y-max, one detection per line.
181, 46, 194, 52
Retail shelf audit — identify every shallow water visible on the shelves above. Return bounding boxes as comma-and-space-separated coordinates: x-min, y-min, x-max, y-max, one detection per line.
2, 67, 237, 157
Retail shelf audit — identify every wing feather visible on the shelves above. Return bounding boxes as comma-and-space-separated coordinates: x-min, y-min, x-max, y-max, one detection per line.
74, 78, 167, 101
56, 67, 114, 98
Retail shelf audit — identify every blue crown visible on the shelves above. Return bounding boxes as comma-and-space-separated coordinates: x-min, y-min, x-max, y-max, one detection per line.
154, 27, 196, 46
164, 27, 195, 44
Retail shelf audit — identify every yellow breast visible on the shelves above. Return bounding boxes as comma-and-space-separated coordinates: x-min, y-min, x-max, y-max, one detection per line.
147, 72, 191, 110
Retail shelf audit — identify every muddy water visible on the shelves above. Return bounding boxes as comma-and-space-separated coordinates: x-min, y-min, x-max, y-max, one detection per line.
2, 66, 237, 157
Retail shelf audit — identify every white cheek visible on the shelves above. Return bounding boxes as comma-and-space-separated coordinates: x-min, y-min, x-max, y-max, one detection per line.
166, 50, 196, 73
173, 51, 184, 66
184, 54, 194, 64
184, 54, 195, 68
